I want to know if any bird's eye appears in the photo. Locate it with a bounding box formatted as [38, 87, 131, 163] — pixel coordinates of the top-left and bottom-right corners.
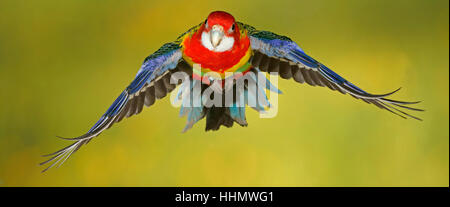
[228, 23, 235, 33]
[204, 19, 208, 27]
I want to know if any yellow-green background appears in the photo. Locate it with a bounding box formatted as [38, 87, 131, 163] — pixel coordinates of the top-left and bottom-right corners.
[0, 0, 448, 186]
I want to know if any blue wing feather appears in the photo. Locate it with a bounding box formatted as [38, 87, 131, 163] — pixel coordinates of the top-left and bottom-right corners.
[41, 42, 183, 172]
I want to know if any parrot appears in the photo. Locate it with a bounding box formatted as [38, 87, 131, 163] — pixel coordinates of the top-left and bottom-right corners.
[40, 11, 423, 172]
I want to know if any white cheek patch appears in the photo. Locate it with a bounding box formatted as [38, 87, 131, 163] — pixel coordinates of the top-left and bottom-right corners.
[201, 31, 235, 52]
[201, 32, 214, 51]
[215, 36, 234, 52]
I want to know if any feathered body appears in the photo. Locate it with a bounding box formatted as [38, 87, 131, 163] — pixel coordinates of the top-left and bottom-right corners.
[41, 11, 423, 172]
[178, 12, 263, 131]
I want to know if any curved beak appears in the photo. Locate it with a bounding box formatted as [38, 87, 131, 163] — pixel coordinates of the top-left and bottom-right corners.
[210, 25, 224, 48]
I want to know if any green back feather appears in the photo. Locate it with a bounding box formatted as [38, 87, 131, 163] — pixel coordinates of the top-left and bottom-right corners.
[237, 22, 292, 41]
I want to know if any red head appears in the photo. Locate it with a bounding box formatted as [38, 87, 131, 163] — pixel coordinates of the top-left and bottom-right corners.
[200, 11, 239, 52]
[204, 11, 236, 34]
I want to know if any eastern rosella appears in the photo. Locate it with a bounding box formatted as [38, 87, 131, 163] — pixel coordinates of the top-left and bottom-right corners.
[41, 11, 422, 172]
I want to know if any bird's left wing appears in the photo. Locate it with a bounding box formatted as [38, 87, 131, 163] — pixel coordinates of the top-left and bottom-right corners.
[239, 22, 423, 120]
[40, 41, 193, 172]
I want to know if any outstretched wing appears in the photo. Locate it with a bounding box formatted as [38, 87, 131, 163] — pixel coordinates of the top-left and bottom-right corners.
[240, 22, 423, 120]
[40, 41, 192, 172]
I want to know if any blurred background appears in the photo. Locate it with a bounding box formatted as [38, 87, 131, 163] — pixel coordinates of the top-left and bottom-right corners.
[0, 0, 448, 186]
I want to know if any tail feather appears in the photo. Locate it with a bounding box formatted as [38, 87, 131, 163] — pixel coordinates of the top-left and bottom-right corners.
[205, 107, 247, 131]
[178, 70, 279, 132]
